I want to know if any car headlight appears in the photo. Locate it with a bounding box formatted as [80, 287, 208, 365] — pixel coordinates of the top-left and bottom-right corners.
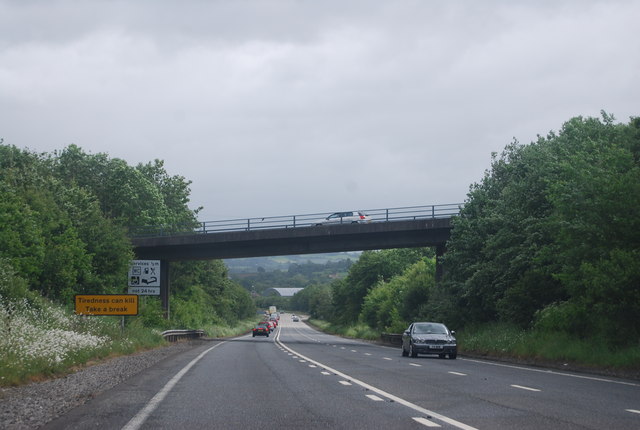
[412, 338, 425, 344]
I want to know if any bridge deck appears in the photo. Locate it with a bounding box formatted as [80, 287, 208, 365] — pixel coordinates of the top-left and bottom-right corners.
[131, 218, 453, 261]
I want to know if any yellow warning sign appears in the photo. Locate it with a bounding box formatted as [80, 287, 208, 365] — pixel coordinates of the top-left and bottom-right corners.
[75, 295, 139, 316]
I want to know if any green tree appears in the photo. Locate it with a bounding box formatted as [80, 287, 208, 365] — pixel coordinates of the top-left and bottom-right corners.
[441, 113, 640, 346]
[0, 185, 45, 283]
[291, 283, 333, 319]
[359, 257, 436, 332]
[332, 248, 431, 324]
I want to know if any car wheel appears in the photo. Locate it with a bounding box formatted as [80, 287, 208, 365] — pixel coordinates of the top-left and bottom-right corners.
[402, 346, 408, 357]
[439, 353, 446, 359]
[449, 353, 457, 359]
[410, 343, 418, 358]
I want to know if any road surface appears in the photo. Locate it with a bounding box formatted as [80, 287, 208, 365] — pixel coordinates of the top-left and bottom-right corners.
[43, 315, 640, 429]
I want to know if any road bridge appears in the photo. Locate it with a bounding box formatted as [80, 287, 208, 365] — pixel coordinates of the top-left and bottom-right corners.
[131, 217, 454, 261]
[128, 204, 461, 316]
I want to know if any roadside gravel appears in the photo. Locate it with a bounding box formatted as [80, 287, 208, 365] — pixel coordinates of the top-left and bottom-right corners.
[0, 341, 199, 430]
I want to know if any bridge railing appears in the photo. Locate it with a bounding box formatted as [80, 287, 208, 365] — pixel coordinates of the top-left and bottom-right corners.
[129, 203, 463, 237]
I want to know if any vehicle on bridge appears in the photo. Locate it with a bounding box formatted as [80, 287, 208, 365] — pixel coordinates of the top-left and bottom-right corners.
[401, 322, 457, 359]
[314, 211, 371, 226]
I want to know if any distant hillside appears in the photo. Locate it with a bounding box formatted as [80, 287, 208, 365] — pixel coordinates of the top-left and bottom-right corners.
[224, 252, 361, 274]
[226, 252, 361, 295]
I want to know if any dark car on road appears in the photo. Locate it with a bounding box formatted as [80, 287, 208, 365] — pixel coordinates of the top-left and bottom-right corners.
[401, 322, 457, 359]
[252, 323, 270, 337]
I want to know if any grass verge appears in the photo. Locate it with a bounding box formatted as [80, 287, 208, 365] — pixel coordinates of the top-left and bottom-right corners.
[0, 298, 166, 387]
[0, 304, 266, 387]
[457, 322, 640, 373]
[306, 318, 640, 377]
[203, 316, 263, 338]
[307, 319, 380, 341]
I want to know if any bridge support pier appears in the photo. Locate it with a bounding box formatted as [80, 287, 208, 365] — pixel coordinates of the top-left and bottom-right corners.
[160, 260, 170, 319]
[435, 244, 446, 282]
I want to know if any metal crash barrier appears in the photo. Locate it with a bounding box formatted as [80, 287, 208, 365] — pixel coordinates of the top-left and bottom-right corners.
[162, 329, 205, 342]
[380, 333, 403, 346]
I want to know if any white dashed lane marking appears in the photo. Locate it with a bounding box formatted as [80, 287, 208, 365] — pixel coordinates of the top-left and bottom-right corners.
[413, 417, 442, 427]
[276, 323, 478, 430]
[511, 384, 541, 392]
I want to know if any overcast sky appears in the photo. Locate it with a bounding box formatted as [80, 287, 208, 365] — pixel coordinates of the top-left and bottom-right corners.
[1, 0, 638, 221]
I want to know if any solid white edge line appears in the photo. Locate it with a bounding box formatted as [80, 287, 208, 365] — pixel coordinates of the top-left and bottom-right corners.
[275, 330, 477, 430]
[413, 416, 442, 427]
[121, 341, 226, 430]
[462, 358, 639, 387]
[625, 409, 640, 414]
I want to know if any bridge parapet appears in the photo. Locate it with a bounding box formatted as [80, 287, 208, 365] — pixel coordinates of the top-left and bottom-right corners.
[132, 217, 456, 261]
[129, 203, 463, 238]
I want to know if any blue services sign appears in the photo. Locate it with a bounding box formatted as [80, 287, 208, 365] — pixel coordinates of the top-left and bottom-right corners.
[128, 260, 160, 295]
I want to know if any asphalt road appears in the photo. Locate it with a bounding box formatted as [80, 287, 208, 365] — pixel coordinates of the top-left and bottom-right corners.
[43, 315, 640, 429]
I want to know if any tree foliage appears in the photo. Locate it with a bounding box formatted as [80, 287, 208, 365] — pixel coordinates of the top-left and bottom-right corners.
[309, 113, 639, 348]
[435, 113, 640, 344]
[0, 142, 252, 327]
[290, 283, 333, 320]
[331, 248, 433, 325]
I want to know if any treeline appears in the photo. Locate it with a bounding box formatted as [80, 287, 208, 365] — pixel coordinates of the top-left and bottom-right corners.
[0, 143, 254, 328]
[439, 113, 640, 345]
[294, 113, 640, 347]
[292, 248, 437, 332]
[232, 259, 354, 295]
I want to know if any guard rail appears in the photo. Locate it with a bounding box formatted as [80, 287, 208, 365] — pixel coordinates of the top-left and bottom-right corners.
[162, 329, 205, 342]
[380, 333, 403, 347]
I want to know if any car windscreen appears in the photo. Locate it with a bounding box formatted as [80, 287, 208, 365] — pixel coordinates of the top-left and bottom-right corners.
[413, 323, 447, 334]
